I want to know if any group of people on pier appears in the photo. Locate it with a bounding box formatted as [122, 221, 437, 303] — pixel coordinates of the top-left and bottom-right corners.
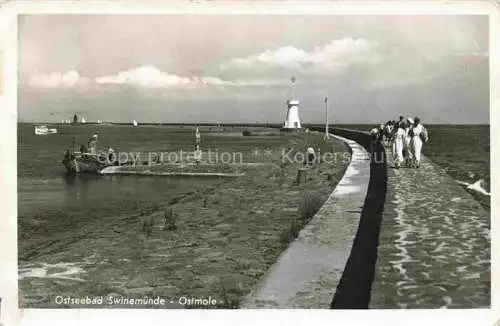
[371, 116, 429, 168]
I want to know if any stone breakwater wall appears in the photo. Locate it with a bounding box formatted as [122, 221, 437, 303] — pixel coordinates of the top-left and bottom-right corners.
[328, 128, 388, 308]
[370, 142, 490, 308]
[241, 129, 385, 308]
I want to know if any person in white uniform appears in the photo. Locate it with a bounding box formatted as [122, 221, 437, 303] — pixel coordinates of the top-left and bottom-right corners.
[385, 120, 397, 158]
[306, 146, 316, 165]
[409, 117, 428, 168]
[393, 122, 407, 168]
[382, 121, 394, 144]
[403, 120, 413, 167]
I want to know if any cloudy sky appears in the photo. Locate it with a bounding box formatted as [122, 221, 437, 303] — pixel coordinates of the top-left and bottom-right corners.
[18, 14, 489, 123]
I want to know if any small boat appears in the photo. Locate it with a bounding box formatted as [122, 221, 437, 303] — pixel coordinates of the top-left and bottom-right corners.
[133, 120, 138, 127]
[34, 125, 58, 135]
[62, 151, 115, 174]
[97, 120, 102, 124]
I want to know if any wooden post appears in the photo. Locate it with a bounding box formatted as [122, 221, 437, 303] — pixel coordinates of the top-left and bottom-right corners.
[296, 168, 308, 185]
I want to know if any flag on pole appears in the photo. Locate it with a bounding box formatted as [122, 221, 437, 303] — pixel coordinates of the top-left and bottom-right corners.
[324, 96, 328, 103]
[290, 76, 296, 84]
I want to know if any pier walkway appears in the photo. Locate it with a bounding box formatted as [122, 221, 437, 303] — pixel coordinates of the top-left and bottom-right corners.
[370, 148, 490, 308]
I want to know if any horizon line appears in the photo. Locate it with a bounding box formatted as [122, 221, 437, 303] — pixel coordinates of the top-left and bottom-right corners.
[16, 121, 491, 126]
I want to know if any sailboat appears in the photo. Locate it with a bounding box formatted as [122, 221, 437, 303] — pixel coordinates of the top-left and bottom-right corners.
[81, 117, 86, 124]
[133, 120, 138, 127]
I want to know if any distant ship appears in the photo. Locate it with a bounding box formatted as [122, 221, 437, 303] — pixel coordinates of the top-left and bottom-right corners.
[97, 120, 102, 124]
[34, 125, 58, 135]
[71, 114, 88, 125]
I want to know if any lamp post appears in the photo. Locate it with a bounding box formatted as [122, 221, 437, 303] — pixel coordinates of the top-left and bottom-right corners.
[324, 96, 330, 139]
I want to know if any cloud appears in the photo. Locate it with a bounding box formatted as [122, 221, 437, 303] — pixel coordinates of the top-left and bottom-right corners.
[94, 66, 291, 88]
[221, 38, 378, 74]
[94, 66, 237, 89]
[26, 66, 239, 89]
[28, 70, 90, 88]
[27, 65, 291, 90]
[95, 66, 190, 88]
[25, 38, 380, 90]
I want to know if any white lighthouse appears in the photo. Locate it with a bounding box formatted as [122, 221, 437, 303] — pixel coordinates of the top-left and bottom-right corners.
[283, 100, 302, 129]
[281, 76, 302, 131]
